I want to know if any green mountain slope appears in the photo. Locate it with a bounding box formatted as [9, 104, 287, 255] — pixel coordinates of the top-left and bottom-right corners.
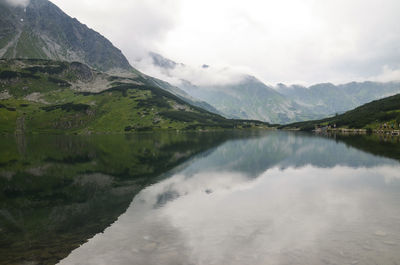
[0, 59, 269, 134]
[281, 94, 400, 131]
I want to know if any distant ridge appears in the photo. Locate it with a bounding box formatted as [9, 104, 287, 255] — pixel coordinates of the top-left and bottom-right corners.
[146, 53, 400, 124]
[276, 81, 400, 118]
[280, 93, 400, 131]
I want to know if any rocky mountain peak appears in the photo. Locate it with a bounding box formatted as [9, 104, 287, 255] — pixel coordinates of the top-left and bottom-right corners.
[0, 0, 134, 72]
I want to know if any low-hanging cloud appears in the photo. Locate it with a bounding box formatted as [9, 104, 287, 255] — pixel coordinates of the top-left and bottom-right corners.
[170, 65, 247, 87]
[369, 65, 400, 83]
[134, 54, 249, 87]
[2, 0, 30, 7]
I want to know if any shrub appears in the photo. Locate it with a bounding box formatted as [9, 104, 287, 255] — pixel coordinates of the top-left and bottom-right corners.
[41, 103, 90, 112]
[0, 70, 40, 80]
[24, 64, 67, 75]
[48, 77, 71, 87]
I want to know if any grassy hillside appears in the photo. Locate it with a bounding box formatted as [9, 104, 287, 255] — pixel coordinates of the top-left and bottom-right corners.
[0, 59, 269, 134]
[280, 94, 400, 131]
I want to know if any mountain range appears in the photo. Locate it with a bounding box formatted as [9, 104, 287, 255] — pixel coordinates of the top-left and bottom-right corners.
[1, 0, 399, 128]
[144, 52, 400, 124]
[276, 82, 400, 118]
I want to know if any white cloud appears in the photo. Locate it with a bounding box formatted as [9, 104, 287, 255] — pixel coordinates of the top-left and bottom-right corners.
[59, 165, 400, 265]
[369, 65, 400, 83]
[51, 0, 181, 61]
[50, 0, 400, 85]
[169, 65, 247, 87]
[135, 55, 249, 87]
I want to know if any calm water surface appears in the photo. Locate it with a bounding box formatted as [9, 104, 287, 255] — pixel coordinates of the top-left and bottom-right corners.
[60, 132, 400, 265]
[1, 131, 400, 265]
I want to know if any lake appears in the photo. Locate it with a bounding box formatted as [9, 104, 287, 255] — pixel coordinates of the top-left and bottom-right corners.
[1, 131, 400, 265]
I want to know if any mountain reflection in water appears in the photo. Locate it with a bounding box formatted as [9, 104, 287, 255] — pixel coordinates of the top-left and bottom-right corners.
[0, 132, 238, 265]
[58, 132, 400, 265]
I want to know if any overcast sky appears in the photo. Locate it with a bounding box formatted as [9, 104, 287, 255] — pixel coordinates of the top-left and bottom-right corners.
[49, 0, 400, 85]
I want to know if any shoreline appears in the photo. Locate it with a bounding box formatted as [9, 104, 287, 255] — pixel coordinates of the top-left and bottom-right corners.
[284, 127, 400, 136]
[315, 128, 400, 136]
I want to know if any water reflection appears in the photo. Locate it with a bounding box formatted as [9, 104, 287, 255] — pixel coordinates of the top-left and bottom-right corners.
[0, 132, 237, 265]
[59, 132, 400, 265]
[179, 132, 398, 178]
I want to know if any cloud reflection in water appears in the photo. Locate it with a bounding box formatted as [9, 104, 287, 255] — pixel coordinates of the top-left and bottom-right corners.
[59, 164, 400, 265]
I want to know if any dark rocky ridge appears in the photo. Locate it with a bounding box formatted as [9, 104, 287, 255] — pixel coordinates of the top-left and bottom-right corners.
[0, 0, 132, 72]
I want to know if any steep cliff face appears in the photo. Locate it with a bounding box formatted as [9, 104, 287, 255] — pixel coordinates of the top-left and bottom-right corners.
[0, 0, 132, 72]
